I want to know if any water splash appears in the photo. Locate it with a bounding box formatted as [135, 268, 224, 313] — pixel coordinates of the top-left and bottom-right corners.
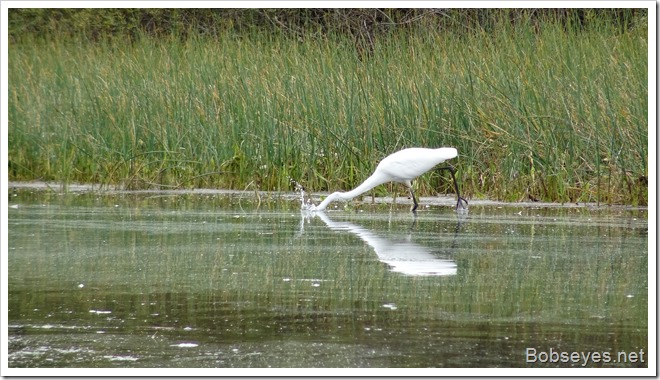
[289, 178, 317, 211]
[457, 206, 469, 216]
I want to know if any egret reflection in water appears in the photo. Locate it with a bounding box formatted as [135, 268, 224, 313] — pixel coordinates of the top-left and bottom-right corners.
[7, 190, 649, 369]
[308, 212, 460, 276]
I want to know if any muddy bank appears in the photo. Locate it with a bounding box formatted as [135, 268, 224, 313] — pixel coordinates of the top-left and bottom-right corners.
[8, 181, 645, 210]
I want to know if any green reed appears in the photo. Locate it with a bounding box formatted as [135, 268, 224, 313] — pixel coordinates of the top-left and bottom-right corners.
[8, 18, 647, 204]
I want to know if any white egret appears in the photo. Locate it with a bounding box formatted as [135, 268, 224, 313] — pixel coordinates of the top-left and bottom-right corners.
[312, 147, 468, 212]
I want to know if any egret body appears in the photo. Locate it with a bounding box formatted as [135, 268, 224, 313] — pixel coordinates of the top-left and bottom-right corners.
[313, 147, 467, 212]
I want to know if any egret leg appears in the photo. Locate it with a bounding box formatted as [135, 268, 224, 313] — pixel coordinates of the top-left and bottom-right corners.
[438, 165, 468, 210]
[408, 187, 419, 212]
[404, 180, 418, 212]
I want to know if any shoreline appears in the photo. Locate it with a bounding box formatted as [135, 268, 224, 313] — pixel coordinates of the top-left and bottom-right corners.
[8, 181, 647, 210]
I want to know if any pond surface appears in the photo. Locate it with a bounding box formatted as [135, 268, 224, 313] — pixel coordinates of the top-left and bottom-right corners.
[7, 190, 649, 370]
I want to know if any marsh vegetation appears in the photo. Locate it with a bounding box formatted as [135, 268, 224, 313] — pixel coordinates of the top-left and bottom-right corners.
[8, 9, 648, 204]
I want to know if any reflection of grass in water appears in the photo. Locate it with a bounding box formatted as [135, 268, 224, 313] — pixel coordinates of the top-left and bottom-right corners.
[8, 196, 647, 366]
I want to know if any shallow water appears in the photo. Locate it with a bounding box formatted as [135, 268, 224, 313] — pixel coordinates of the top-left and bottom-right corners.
[7, 190, 648, 368]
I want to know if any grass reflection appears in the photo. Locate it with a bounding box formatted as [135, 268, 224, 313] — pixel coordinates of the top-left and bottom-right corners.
[8, 192, 647, 367]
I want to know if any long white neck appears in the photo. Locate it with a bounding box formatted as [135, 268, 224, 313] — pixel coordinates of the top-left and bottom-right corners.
[314, 172, 388, 211]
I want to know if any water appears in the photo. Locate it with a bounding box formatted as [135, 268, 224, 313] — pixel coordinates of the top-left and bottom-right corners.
[7, 189, 648, 369]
